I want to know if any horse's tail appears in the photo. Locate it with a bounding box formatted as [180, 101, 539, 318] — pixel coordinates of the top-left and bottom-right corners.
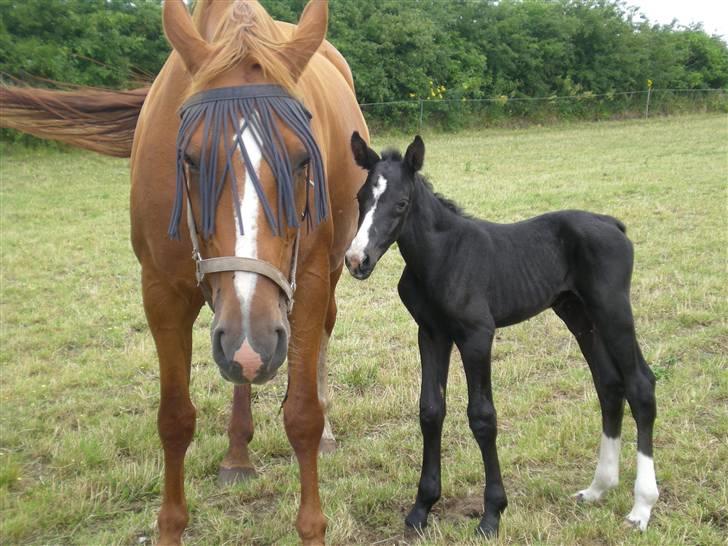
[0, 85, 149, 158]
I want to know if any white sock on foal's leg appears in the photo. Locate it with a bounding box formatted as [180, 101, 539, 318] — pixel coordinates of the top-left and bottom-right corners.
[626, 451, 658, 531]
[575, 433, 621, 502]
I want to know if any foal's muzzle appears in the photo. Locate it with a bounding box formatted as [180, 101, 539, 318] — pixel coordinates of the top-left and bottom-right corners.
[345, 251, 374, 280]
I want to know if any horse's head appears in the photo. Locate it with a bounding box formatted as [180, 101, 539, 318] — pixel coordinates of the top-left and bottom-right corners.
[163, 0, 328, 384]
[345, 133, 425, 280]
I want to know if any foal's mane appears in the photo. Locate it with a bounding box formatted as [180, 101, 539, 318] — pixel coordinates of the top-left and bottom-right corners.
[418, 174, 469, 218]
[381, 148, 468, 218]
[190, 0, 297, 97]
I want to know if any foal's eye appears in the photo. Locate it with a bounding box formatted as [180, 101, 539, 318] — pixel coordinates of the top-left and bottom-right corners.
[396, 200, 408, 211]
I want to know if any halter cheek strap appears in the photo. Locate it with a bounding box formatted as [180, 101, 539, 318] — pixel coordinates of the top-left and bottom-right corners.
[185, 191, 300, 314]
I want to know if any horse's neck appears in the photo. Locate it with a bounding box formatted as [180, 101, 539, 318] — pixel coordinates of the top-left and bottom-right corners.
[397, 180, 455, 275]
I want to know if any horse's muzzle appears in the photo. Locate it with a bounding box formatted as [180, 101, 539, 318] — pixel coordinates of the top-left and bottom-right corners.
[212, 326, 288, 385]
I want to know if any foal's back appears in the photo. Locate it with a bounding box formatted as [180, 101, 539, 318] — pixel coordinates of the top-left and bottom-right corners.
[456, 210, 631, 327]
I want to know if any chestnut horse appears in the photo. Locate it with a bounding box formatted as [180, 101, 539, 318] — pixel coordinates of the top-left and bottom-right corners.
[1, 1, 367, 544]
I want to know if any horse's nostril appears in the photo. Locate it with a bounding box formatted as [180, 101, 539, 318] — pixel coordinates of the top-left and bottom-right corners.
[361, 254, 370, 268]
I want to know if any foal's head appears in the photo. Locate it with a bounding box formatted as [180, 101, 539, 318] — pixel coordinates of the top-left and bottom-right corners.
[345, 132, 424, 279]
[163, 0, 328, 384]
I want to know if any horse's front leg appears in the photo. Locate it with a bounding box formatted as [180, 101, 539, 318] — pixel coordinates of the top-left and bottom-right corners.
[405, 325, 453, 532]
[218, 384, 257, 484]
[285, 263, 330, 545]
[143, 272, 203, 546]
[458, 324, 507, 538]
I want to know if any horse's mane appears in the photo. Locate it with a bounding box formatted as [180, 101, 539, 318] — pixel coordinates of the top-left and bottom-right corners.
[190, 0, 297, 97]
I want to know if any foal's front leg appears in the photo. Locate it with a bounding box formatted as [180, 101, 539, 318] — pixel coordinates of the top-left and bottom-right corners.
[405, 326, 453, 532]
[458, 326, 507, 538]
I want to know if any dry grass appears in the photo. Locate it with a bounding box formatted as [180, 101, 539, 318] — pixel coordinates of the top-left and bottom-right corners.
[1, 114, 726, 545]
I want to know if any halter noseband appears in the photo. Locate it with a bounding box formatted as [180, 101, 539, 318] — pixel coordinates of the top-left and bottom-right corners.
[170, 84, 327, 313]
[185, 190, 300, 313]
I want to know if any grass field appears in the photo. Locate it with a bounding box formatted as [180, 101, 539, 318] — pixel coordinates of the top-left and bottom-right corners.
[1, 114, 726, 545]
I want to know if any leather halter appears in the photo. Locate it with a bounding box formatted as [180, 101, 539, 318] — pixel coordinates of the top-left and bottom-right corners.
[185, 189, 300, 314]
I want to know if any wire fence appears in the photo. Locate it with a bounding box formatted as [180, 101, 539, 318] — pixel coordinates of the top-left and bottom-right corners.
[358, 88, 728, 132]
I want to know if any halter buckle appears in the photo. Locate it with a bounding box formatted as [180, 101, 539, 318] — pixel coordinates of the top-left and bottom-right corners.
[192, 250, 205, 285]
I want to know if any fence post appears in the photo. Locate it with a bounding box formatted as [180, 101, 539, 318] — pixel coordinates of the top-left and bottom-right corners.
[645, 79, 653, 119]
[418, 99, 424, 133]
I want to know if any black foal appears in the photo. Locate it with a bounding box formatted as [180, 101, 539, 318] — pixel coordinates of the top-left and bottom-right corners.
[345, 133, 658, 537]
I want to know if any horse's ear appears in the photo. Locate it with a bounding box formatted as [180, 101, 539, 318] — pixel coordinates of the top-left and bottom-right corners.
[351, 131, 380, 171]
[163, 0, 213, 75]
[279, 0, 329, 81]
[404, 135, 425, 173]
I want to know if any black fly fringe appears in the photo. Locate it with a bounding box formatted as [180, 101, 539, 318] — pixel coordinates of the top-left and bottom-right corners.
[168, 85, 327, 239]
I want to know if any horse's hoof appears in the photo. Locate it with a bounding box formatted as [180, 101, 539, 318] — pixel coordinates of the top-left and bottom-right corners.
[319, 437, 337, 454]
[217, 465, 257, 485]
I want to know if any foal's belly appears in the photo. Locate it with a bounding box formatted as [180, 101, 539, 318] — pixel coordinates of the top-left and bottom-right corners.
[487, 274, 566, 328]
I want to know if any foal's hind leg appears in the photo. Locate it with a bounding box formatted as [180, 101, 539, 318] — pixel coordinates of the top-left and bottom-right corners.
[553, 294, 624, 502]
[584, 294, 658, 530]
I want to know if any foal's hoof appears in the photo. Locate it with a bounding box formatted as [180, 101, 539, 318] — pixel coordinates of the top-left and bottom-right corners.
[404, 508, 428, 537]
[319, 436, 337, 454]
[624, 511, 650, 532]
[217, 465, 257, 485]
[475, 515, 499, 539]
[573, 488, 602, 503]
[404, 522, 426, 539]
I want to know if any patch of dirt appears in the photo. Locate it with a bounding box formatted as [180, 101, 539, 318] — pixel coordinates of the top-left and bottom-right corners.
[438, 494, 483, 520]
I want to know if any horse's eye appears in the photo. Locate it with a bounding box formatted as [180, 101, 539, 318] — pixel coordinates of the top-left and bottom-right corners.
[396, 200, 408, 211]
[184, 154, 199, 171]
[294, 155, 310, 173]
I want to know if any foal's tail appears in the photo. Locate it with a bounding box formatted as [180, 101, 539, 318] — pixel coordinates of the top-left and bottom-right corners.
[611, 216, 627, 234]
[600, 214, 627, 234]
[0, 85, 149, 158]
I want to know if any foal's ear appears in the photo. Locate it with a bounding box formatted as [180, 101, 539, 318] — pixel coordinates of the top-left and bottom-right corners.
[351, 131, 380, 171]
[404, 135, 425, 173]
[279, 0, 329, 82]
[162, 0, 213, 75]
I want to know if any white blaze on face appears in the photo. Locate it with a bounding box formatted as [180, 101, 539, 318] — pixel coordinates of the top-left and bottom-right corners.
[575, 434, 620, 502]
[626, 452, 659, 531]
[233, 121, 263, 331]
[346, 175, 388, 262]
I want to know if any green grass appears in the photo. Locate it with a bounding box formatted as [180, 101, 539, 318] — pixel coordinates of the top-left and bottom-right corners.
[1, 114, 726, 545]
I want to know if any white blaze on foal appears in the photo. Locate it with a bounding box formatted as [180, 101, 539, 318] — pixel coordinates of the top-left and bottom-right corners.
[233, 122, 263, 332]
[347, 174, 388, 262]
